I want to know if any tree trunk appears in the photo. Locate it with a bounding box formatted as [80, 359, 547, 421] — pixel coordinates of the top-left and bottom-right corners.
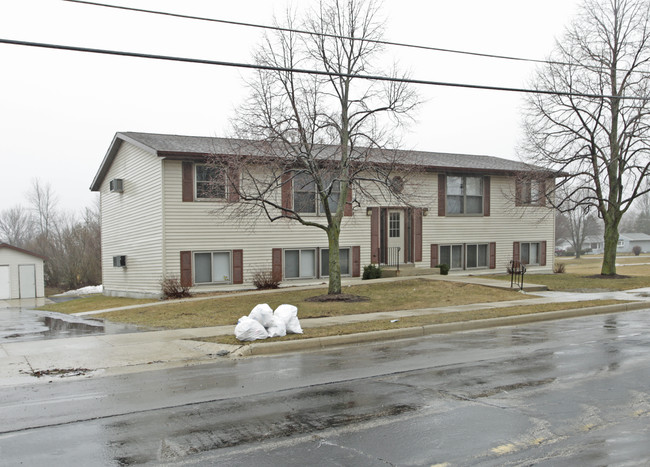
[601, 222, 619, 275]
[327, 225, 342, 295]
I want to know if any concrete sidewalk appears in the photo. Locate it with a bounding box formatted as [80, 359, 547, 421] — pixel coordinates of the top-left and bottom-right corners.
[2, 275, 650, 387]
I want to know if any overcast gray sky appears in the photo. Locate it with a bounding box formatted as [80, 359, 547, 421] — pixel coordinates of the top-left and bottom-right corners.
[0, 0, 581, 215]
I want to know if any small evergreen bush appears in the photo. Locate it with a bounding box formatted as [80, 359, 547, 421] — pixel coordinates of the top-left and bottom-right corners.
[436, 263, 450, 275]
[633, 245, 642, 256]
[362, 264, 382, 280]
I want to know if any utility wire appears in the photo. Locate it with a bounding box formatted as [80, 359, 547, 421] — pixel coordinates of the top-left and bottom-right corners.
[63, 0, 563, 67]
[63, 0, 650, 78]
[0, 37, 641, 100]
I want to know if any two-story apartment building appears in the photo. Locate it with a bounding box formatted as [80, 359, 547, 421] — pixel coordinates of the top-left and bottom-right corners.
[91, 132, 555, 298]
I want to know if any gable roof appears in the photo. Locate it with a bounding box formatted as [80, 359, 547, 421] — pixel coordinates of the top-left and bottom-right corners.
[621, 232, 650, 241]
[0, 243, 47, 260]
[91, 131, 551, 192]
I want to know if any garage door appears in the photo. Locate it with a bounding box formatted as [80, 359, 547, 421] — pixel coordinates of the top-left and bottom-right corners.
[19, 264, 36, 299]
[0, 266, 9, 299]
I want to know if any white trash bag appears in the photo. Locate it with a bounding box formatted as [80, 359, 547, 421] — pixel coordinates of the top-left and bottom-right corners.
[234, 315, 269, 342]
[274, 304, 303, 334]
[248, 303, 274, 328]
[266, 315, 287, 338]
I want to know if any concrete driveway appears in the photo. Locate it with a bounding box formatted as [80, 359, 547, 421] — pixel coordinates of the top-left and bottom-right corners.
[0, 298, 141, 343]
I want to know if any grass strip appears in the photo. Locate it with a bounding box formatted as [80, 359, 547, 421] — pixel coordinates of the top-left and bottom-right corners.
[200, 299, 627, 345]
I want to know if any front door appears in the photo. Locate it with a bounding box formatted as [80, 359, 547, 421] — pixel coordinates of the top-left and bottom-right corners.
[387, 209, 404, 264]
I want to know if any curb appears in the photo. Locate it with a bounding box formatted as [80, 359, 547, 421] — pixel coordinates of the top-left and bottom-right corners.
[231, 301, 649, 357]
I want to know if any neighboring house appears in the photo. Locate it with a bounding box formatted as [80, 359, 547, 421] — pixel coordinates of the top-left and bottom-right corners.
[617, 233, 650, 253]
[91, 132, 556, 298]
[0, 243, 46, 300]
[556, 235, 600, 254]
[582, 233, 650, 254]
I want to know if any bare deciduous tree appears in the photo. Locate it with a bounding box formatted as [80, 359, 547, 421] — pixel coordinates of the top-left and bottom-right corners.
[0, 205, 32, 247]
[523, 0, 650, 275]
[28, 178, 58, 240]
[211, 0, 418, 295]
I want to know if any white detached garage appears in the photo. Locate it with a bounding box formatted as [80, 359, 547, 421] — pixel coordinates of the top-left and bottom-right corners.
[0, 244, 46, 300]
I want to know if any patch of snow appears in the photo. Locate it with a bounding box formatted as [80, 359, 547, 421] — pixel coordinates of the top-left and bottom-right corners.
[55, 285, 103, 296]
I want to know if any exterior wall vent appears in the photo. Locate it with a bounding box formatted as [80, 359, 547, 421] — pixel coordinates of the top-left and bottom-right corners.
[112, 255, 127, 268]
[109, 178, 124, 193]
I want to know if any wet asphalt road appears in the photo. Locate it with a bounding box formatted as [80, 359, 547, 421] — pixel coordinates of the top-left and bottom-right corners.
[0, 310, 649, 466]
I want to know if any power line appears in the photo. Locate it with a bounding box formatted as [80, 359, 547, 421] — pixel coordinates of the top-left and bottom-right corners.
[63, 0, 562, 68]
[2, 37, 638, 100]
[0, 37, 641, 100]
[64, 0, 650, 79]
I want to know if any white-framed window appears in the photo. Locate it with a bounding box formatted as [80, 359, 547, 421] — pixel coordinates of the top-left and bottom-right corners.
[195, 165, 226, 200]
[293, 172, 340, 215]
[447, 175, 483, 215]
[320, 248, 351, 277]
[520, 242, 541, 265]
[285, 249, 317, 279]
[466, 244, 489, 269]
[439, 244, 464, 270]
[194, 251, 231, 283]
[617, 240, 625, 247]
[389, 212, 400, 238]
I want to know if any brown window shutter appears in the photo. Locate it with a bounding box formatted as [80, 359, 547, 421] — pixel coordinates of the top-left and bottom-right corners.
[513, 242, 520, 263]
[232, 249, 243, 284]
[540, 241, 547, 266]
[344, 185, 353, 216]
[228, 167, 240, 203]
[352, 246, 361, 277]
[515, 179, 522, 206]
[180, 251, 192, 287]
[413, 208, 423, 262]
[272, 248, 283, 282]
[182, 162, 194, 202]
[438, 174, 446, 216]
[483, 176, 491, 216]
[281, 172, 293, 215]
[540, 179, 547, 206]
[370, 207, 380, 264]
[489, 242, 496, 269]
[430, 244, 439, 268]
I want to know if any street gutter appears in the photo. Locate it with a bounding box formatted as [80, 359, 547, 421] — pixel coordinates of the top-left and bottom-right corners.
[231, 301, 650, 357]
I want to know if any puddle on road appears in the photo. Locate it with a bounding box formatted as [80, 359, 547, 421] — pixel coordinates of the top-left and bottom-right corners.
[0, 309, 142, 342]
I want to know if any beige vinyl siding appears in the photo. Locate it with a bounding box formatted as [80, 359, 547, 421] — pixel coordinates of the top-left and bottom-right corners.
[424, 175, 554, 272]
[162, 160, 369, 292]
[162, 163, 555, 292]
[101, 143, 164, 297]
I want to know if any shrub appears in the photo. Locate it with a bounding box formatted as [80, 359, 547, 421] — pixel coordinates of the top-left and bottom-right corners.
[633, 245, 642, 256]
[160, 276, 191, 300]
[252, 269, 280, 289]
[362, 264, 382, 280]
[436, 263, 450, 275]
[553, 262, 566, 274]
